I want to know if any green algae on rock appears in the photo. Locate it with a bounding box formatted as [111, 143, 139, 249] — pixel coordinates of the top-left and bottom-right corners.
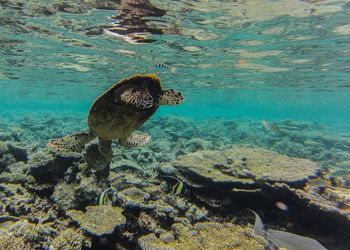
[67, 205, 126, 236]
[138, 222, 267, 250]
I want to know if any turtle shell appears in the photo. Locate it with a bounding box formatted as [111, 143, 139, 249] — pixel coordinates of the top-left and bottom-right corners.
[88, 73, 162, 140]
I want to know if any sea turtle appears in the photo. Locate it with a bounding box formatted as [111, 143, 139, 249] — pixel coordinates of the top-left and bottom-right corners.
[48, 73, 184, 168]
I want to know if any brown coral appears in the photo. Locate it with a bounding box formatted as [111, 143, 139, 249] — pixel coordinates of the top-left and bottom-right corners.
[50, 228, 91, 250]
[174, 147, 318, 187]
[138, 222, 267, 250]
[67, 205, 126, 236]
[0, 231, 32, 250]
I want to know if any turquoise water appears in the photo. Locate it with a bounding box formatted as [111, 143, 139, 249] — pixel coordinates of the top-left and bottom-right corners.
[1, 0, 350, 130]
[1, 1, 350, 249]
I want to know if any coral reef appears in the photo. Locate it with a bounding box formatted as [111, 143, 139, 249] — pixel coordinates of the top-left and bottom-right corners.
[139, 222, 267, 250]
[67, 205, 126, 236]
[26, 151, 82, 183]
[1, 114, 350, 249]
[173, 147, 318, 189]
[50, 228, 91, 250]
[0, 231, 31, 250]
[168, 148, 350, 249]
[0, 140, 27, 173]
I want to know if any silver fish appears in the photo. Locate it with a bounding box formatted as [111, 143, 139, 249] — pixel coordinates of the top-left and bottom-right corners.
[262, 120, 282, 134]
[248, 209, 327, 250]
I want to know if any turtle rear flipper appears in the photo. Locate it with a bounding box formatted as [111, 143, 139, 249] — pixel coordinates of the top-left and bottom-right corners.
[119, 132, 151, 147]
[48, 131, 96, 152]
[120, 88, 153, 109]
[159, 89, 184, 105]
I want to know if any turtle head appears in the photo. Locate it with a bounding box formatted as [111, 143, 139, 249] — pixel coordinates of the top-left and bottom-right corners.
[159, 89, 184, 105]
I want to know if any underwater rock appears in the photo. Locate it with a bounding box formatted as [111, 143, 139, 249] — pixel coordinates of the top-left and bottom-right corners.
[6, 142, 27, 162]
[184, 138, 212, 153]
[0, 132, 13, 141]
[26, 151, 82, 182]
[117, 187, 155, 211]
[266, 182, 346, 216]
[7, 161, 26, 174]
[174, 147, 318, 189]
[158, 162, 176, 175]
[138, 222, 267, 250]
[67, 205, 126, 237]
[52, 175, 102, 211]
[0, 141, 9, 157]
[110, 159, 142, 172]
[137, 212, 159, 234]
[321, 186, 350, 217]
[0, 141, 27, 173]
[184, 205, 208, 223]
[52, 1, 90, 14]
[50, 228, 91, 250]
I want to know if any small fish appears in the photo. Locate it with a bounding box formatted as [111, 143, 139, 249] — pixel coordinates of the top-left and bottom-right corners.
[330, 169, 350, 177]
[154, 63, 170, 69]
[181, 8, 192, 13]
[306, 178, 329, 194]
[152, 39, 168, 45]
[262, 119, 282, 134]
[98, 187, 117, 206]
[248, 209, 327, 250]
[307, 178, 328, 188]
[164, 176, 185, 195]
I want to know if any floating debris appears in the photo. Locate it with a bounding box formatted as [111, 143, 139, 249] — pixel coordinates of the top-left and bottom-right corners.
[275, 201, 288, 211]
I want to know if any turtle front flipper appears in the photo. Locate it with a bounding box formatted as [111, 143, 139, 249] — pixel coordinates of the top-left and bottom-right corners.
[120, 88, 154, 109]
[48, 131, 96, 152]
[159, 89, 184, 105]
[119, 131, 151, 147]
